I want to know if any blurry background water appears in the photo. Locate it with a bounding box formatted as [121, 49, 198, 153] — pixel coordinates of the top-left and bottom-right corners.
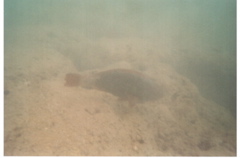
[5, 0, 236, 116]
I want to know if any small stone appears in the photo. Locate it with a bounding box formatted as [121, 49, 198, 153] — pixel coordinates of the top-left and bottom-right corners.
[133, 145, 138, 151]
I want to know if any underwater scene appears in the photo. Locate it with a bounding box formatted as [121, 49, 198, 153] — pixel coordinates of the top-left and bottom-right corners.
[4, 0, 236, 156]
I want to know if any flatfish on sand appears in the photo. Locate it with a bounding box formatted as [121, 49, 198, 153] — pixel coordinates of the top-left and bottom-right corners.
[65, 69, 163, 104]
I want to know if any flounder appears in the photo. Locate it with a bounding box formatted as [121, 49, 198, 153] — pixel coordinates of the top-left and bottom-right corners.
[65, 69, 163, 104]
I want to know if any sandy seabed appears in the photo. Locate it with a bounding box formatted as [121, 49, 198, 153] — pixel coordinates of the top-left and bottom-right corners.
[4, 27, 236, 156]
